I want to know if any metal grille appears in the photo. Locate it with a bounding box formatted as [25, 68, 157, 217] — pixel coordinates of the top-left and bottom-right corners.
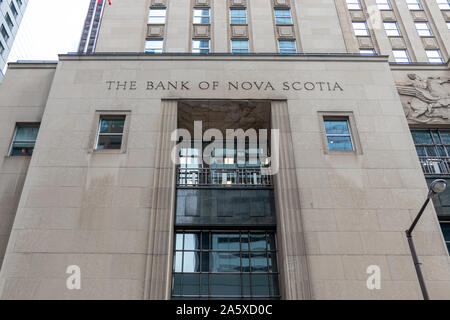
[177, 167, 273, 187]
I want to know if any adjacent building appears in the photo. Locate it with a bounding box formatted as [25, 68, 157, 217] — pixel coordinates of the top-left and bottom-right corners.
[0, 0, 449, 299]
[0, 0, 27, 80]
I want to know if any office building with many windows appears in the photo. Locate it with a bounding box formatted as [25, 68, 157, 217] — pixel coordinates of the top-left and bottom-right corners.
[0, 0, 450, 300]
[0, 0, 27, 80]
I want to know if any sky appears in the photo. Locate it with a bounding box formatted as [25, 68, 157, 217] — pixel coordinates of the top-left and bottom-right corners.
[7, 0, 91, 64]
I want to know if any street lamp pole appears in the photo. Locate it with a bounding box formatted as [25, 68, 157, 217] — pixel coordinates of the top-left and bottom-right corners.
[406, 179, 447, 301]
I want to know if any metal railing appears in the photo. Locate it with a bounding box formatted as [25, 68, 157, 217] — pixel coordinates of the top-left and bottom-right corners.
[177, 167, 273, 187]
[419, 157, 450, 175]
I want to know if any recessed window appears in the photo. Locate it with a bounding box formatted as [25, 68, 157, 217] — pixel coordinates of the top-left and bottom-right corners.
[148, 8, 166, 24]
[1, 24, 9, 42]
[392, 49, 410, 63]
[376, 0, 391, 10]
[10, 2, 18, 18]
[96, 116, 126, 150]
[426, 49, 444, 63]
[411, 129, 450, 174]
[0, 41, 4, 55]
[9, 124, 40, 156]
[5, 13, 14, 30]
[192, 39, 210, 53]
[145, 40, 163, 53]
[447, 22, 450, 30]
[346, 0, 361, 10]
[172, 230, 280, 300]
[324, 119, 354, 151]
[352, 22, 369, 36]
[360, 49, 376, 55]
[406, 0, 422, 10]
[231, 40, 249, 53]
[274, 9, 292, 24]
[415, 22, 432, 36]
[17, 0, 23, 8]
[437, 0, 450, 10]
[278, 40, 297, 54]
[384, 22, 400, 36]
[193, 8, 210, 24]
[230, 9, 247, 24]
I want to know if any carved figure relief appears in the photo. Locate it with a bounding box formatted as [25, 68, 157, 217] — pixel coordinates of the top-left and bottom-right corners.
[397, 73, 450, 124]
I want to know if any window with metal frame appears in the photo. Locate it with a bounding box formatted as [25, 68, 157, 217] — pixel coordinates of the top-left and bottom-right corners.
[193, 8, 211, 24]
[148, 8, 166, 24]
[415, 22, 432, 36]
[274, 9, 292, 25]
[360, 49, 376, 55]
[437, 0, 450, 10]
[96, 116, 126, 150]
[324, 118, 354, 151]
[426, 50, 444, 63]
[346, 0, 361, 10]
[10, 2, 18, 18]
[5, 13, 14, 30]
[192, 39, 210, 53]
[230, 9, 247, 24]
[376, 0, 391, 9]
[231, 40, 249, 53]
[145, 40, 164, 53]
[9, 124, 40, 156]
[1, 24, 9, 42]
[392, 49, 410, 63]
[352, 22, 369, 36]
[384, 22, 400, 36]
[411, 129, 450, 174]
[172, 230, 280, 300]
[278, 40, 297, 54]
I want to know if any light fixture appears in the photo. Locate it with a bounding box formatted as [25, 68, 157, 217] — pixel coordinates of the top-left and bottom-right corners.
[429, 179, 447, 196]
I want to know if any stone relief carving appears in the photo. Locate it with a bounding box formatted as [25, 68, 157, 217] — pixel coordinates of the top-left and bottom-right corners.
[397, 73, 450, 124]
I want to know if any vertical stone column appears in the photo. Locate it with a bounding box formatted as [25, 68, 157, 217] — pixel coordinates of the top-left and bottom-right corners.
[165, 0, 191, 53]
[248, 0, 277, 52]
[144, 100, 177, 300]
[271, 101, 311, 300]
[213, 0, 228, 52]
[333, 0, 362, 53]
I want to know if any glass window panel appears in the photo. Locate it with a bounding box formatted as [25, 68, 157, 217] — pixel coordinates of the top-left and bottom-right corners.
[437, 146, 446, 156]
[210, 252, 241, 272]
[251, 252, 268, 272]
[412, 130, 433, 144]
[182, 274, 200, 296]
[212, 233, 240, 251]
[241, 233, 249, 251]
[415, 146, 426, 157]
[241, 252, 250, 272]
[99, 118, 125, 134]
[346, 0, 361, 10]
[176, 233, 183, 251]
[15, 125, 39, 141]
[242, 274, 251, 296]
[145, 40, 163, 54]
[230, 9, 247, 24]
[324, 120, 350, 135]
[183, 252, 200, 272]
[440, 131, 450, 144]
[252, 274, 270, 296]
[393, 50, 410, 63]
[201, 232, 210, 250]
[269, 274, 280, 296]
[174, 252, 183, 272]
[274, 9, 292, 24]
[425, 146, 437, 156]
[267, 234, 276, 251]
[201, 274, 209, 295]
[172, 274, 182, 295]
[352, 22, 368, 36]
[193, 9, 210, 24]
[327, 136, 353, 151]
[97, 135, 123, 150]
[384, 22, 400, 36]
[201, 252, 209, 272]
[268, 252, 278, 273]
[432, 131, 441, 144]
[249, 233, 266, 250]
[184, 233, 200, 250]
[231, 40, 249, 54]
[407, 0, 421, 10]
[437, 0, 450, 10]
[148, 8, 166, 24]
[210, 274, 241, 296]
[376, 0, 391, 10]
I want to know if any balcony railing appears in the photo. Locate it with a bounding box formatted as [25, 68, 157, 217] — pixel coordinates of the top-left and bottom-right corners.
[177, 167, 273, 187]
[419, 157, 450, 175]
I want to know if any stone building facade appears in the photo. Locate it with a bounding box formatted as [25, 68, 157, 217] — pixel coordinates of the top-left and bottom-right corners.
[0, 0, 449, 299]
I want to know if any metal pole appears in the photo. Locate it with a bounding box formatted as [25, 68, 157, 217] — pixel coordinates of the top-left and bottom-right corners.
[405, 230, 430, 300]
